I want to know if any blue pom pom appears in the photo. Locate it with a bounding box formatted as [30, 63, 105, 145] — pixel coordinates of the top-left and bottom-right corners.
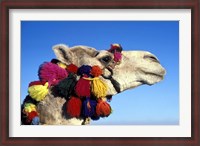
[78, 65, 92, 76]
[31, 116, 40, 125]
[82, 98, 97, 117]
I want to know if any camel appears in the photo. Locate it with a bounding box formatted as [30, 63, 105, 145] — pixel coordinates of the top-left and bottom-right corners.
[22, 44, 166, 125]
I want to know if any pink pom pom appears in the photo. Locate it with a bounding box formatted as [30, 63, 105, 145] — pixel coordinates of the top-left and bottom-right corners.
[75, 75, 90, 97]
[114, 52, 122, 62]
[38, 62, 68, 86]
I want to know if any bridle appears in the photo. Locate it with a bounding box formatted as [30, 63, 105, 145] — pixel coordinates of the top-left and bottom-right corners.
[102, 66, 121, 94]
[102, 44, 123, 94]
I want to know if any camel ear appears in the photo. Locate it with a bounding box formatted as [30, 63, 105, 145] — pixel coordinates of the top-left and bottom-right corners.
[52, 44, 74, 64]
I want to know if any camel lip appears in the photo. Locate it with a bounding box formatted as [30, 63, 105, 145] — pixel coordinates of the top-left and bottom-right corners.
[148, 72, 165, 78]
[136, 72, 165, 86]
[140, 67, 166, 79]
[144, 69, 166, 78]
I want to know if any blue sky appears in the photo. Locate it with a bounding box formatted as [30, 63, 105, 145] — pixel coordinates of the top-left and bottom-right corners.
[21, 21, 179, 125]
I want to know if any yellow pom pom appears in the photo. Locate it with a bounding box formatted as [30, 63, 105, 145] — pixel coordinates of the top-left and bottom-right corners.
[24, 103, 37, 113]
[91, 77, 108, 98]
[28, 82, 49, 101]
[57, 62, 67, 69]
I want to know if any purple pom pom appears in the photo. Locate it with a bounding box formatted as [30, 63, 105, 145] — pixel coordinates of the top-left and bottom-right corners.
[78, 65, 92, 76]
[82, 98, 97, 117]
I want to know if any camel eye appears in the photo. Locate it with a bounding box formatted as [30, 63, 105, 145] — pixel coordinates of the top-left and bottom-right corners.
[100, 56, 112, 64]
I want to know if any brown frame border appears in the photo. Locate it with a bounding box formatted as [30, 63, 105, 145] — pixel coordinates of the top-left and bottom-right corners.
[0, 0, 199, 146]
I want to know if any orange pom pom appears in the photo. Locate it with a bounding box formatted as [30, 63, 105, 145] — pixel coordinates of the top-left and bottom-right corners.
[96, 99, 111, 117]
[91, 65, 102, 77]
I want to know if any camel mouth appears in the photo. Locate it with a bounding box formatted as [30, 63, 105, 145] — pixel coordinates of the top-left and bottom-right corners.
[147, 72, 165, 78]
[144, 71, 166, 85]
[137, 68, 166, 86]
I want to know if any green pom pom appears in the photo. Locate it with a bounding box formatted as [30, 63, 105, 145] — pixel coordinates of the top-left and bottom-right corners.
[54, 73, 77, 99]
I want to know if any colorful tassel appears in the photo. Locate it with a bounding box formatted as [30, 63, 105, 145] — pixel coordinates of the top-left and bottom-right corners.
[85, 66, 107, 98]
[24, 103, 37, 113]
[75, 64, 93, 97]
[67, 64, 78, 74]
[22, 55, 119, 124]
[28, 81, 49, 101]
[38, 62, 68, 86]
[91, 77, 107, 98]
[75, 75, 91, 97]
[54, 73, 77, 99]
[82, 98, 97, 117]
[108, 44, 123, 53]
[96, 99, 112, 117]
[90, 65, 102, 77]
[66, 96, 82, 118]
[77, 65, 92, 76]
[114, 51, 122, 62]
[31, 116, 40, 125]
[108, 44, 123, 63]
[26, 111, 38, 124]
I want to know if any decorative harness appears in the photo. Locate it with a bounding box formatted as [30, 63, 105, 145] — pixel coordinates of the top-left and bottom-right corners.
[21, 44, 123, 125]
[102, 44, 123, 93]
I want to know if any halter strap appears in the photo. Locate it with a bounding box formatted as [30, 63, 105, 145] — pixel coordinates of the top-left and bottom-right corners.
[102, 67, 121, 93]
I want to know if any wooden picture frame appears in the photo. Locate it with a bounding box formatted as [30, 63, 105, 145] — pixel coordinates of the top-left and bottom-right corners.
[0, 0, 199, 145]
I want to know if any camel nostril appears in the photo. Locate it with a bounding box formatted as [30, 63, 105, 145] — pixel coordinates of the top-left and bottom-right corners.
[144, 55, 160, 63]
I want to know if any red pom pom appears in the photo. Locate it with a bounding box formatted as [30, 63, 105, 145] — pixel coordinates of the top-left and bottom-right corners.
[96, 99, 111, 117]
[111, 45, 120, 49]
[75, 75, 90, 97]
[29, 81, 46, 87]
[108, 44, 123, 53]
[90, 65, 102, 77]
[66, 96, 82, 118]
[26, 111, 38, 124]
[67, 64, 78, 74]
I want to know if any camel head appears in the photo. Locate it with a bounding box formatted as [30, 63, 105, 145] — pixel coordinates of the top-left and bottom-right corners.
[22, 44, 166, 125]
[53, 44, 166, 95]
